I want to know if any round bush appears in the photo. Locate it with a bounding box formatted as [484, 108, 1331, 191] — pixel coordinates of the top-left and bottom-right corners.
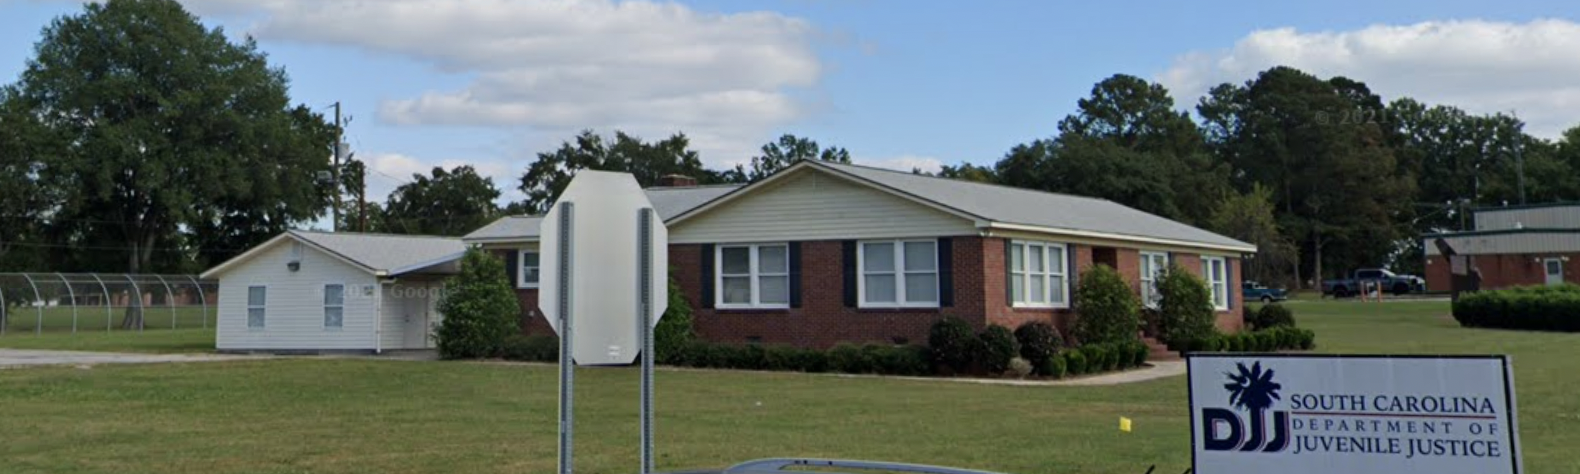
[1251, 304, 1296, 331]
[1046, 355, 1069, 379]
[829, 343, 872, 373]
[1130, 341, 1149, 368]
[1226, 334, 1245, 352]
[434, 249, 521, 359]
[1073, 265, 1142, 345]
[1064, 350, 1088, 376]
[928, 316, 982, 374]
[1014, 322, 1064, 371]
[979, 324, 1020, 374]
[1008, 357, 1034, 378]
[1157, 264, 1217, 345]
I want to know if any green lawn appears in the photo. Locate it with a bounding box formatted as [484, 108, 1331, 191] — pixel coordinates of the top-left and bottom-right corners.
[1, 306, 213, 333]
[0, 300, 1577, 474]
[0, 328, 214, 354]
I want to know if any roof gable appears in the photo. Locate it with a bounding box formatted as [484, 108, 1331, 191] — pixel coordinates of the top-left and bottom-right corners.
[201, 231, 465, 279]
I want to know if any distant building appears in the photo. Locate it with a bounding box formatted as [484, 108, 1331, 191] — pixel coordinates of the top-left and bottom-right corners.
[1425, 203, 1580, 291]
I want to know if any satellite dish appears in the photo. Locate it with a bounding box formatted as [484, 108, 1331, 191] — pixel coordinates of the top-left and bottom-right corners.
[539, 170, 669, 366]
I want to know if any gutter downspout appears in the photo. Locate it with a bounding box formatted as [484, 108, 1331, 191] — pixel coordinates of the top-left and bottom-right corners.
[373, 280, 384, 354]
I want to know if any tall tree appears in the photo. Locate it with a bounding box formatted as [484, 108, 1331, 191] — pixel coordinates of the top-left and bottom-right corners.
[1198, 66, 1415, 285]
[937, 162, 998, 183]
[1208, 185, 1297, 288]
[748, 134, 851, 181]
[518, 130, 724, 213]
[0, 86, 52, 272]
[384, 166, 501, 236]
[4, 0, 334, 326]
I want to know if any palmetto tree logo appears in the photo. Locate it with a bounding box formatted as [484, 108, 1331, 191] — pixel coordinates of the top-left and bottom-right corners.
[1224, 361, 1282, 413]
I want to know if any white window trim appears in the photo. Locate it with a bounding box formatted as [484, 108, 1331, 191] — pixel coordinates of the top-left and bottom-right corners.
[246, 284, 266, 330]
[715, 243, 791, 309]
[517, 249, 540, 289]
[1139, 251, 1169, 309]
[1009, 240, 1070, 309]
[1202, 256, 1229, 311]
[856, 239, 940, 308]
[323, 282, 345, 330]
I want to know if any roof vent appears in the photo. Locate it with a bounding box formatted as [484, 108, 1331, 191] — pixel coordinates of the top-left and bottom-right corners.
[657, 174, 697, 187]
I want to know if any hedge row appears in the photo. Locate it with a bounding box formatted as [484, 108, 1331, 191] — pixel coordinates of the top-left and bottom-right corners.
[1453, 284, 1580, 331]
[1171, 326, 1315, 353]
[1043, 340, 1150, 379]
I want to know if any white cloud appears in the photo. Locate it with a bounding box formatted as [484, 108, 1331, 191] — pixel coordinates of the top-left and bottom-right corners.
[182, 0, 821, 164]
[1159, 19, 1580, 138]
[856, 155, 944, 174]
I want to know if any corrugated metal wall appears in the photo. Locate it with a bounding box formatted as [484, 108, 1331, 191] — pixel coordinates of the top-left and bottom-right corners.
[1425, 232, 1580, 255]
[1475, 205, 1580, 230]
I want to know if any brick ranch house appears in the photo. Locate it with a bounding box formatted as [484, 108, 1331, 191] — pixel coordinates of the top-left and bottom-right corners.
[1425, 202, 1580, 291]
[464, 160, 1255, 348]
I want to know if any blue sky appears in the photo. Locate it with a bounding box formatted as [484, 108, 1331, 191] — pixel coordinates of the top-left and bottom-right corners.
[3, 1, 1577, 205]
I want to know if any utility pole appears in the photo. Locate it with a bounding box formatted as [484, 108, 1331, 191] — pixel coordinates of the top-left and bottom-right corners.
[1513, 109, 1526, 205]
[332, 101, 343, 232]
[359, 163, 368, 232]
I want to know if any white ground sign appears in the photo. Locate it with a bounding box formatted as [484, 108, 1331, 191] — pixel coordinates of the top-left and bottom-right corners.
[1188, 354, 1521, 474]
[540, 170, 668, 366]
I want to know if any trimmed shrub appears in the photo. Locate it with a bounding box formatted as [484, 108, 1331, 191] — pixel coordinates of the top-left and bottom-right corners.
[829, 343, 872, 374]
[1046, 355, 1069, 379]
[1250, 304, 1296, 331]
[794, 347, 830, 373]
[731, 344, 768, 370]
[655, 275, 696, 365]
[979, 325, 1020, 374]
[928, 316, 982, 374]
[500, 334, 559, 362]
[1226, 334, 1246, 352]
[1129, 341, 1149, 368]
[1073, 265, 1142, 345]
[1014, 322, 1063, 372]
[1064, 350, 1088, 376]
[1453, 284, 1580, 331]
[435, 249, 522, 359]
[1008, 357, 1034, 378]
[1157, 264, 1217, 345]
[868, 344, 931, 376]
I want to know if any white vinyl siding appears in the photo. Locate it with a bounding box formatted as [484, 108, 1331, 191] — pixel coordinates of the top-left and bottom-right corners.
[518, 250, 540, 289]
[1202, 256, 1228, 311]
[858, 239, 938, 308]
[215, 240, 381, 351]
[716, 244, 790, 309]
[1139, 251, 1169, 309]
[670, 169, 976, 243]
[1009, 240, 1068, 308]
[323, 284, 344, 329]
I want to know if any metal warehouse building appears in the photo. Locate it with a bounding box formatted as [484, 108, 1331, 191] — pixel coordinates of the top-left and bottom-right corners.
[1425, 203, 1580, 291]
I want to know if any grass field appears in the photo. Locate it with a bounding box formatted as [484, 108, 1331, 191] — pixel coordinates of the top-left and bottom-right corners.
[0, 328, 214, 353]
[0, 300, 1577, 474]
[1, 306, 213, 334]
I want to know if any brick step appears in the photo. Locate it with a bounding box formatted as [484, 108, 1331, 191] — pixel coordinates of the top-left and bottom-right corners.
[1142, 336, 1181, 361]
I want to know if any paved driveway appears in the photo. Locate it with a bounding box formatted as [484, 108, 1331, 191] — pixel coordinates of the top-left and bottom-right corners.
[0, 349, 252, 368]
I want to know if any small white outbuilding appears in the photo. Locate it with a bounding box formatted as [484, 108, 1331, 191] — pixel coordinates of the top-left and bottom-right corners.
[200, 230, 465, 353]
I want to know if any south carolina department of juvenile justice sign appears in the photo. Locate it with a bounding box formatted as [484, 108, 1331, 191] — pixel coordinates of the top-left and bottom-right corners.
[1187, 354, 1522, 474]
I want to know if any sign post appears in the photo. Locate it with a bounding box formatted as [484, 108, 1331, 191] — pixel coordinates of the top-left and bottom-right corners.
[540, 171, 669, 474]
[1187, 354, 1522, 474]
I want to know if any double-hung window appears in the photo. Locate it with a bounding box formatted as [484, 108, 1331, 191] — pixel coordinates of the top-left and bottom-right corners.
[1139, 251, 1169, 308]
[1202, 256, 1228, 310]
[323, 284, 344, 329]
[859, 240, 938, 307]
[518, 250, 540, 289]
[247, 286, 266, 329]
[1009, 241, 1068, 308]
[717, 244, 789, 308]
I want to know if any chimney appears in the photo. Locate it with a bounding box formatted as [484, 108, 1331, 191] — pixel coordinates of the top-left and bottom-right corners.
[658, 174, 698, 187]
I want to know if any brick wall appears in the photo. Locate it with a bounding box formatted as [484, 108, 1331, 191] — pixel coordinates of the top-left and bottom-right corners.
[1425, 253, 1580, 291]
[486, 248, 553, 335]
[1164, 252, 1243, 333]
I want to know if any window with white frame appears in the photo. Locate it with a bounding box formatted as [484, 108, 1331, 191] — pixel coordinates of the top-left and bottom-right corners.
[518, 250, 540, 289]
[717, 244, 789, 308]
[323, 284, 344, 328]
[1139, 251, 1169, 308]
[1202, 257, 1228, 310]
[247, 286, 266, 328]
[1009, 241, 1069, 308]
[859, 240, 938, 307]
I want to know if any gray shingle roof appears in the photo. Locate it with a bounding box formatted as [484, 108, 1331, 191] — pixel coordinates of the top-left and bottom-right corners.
[462, 185, 743, 242]
[290, 230, 466, 274]
[814, 161, 1255, 250]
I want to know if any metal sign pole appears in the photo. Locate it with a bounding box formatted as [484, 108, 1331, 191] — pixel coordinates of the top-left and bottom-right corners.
[557, 202, 576, 474]
[637, 208, 655, 474]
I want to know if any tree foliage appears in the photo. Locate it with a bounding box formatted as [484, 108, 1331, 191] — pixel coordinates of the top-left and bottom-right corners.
[1209, 184, 1297, 288]
[517, 130, 734, 213]
[1072, 265, 1141, 345]
[384, 165, 501, 236]
[748, 134, 850, 181]
[1156, 264, 1216, 345]
[435, 248, 520, 359]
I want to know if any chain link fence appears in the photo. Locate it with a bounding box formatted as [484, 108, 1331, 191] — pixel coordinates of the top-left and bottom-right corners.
[0, 273, 217, 335]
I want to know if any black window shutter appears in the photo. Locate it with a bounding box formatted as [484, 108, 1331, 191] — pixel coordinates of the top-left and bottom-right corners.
[504, 250, 520, 288]
[700, 244, 715, 309]
[937, 238, 954, 307]
[789, 242, 803, 308]
[842, 241, 857, 307]
[1004, 240, 1015, 306]
[1225, 259, 1234, 310]
[1067, 244, 1079, 305]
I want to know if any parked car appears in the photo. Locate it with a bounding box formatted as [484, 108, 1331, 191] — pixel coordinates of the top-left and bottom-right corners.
[1242, 280, 1289, 303]
[1322, 268, 1426, 297]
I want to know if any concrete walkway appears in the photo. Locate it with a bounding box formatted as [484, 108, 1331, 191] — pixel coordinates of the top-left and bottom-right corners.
[0, 349, 253, 369]
[827, 360, 1186, 387]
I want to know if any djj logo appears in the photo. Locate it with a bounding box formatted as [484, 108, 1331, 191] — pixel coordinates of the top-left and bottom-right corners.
[1201, 362, 1290, 453]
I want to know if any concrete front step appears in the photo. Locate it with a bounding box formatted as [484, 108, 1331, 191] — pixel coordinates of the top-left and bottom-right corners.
[1142, 336, 1181, 361]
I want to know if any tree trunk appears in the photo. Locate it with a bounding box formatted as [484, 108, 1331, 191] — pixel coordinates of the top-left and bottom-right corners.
[1312, 235, 1324, 291]
[119, 231, 156, 330]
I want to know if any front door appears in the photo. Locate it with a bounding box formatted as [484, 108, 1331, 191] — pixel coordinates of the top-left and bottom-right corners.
[1545, 258, 1564, 286]
[401, 286, 429, 348]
